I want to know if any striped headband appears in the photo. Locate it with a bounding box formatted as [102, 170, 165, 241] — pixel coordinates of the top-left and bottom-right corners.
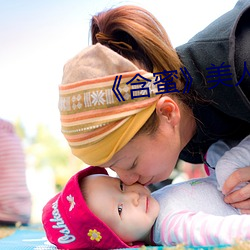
[59, 43, 160, 165]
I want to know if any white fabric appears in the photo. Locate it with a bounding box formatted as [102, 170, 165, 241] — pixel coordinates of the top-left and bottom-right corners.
[152, 135, 250, 246]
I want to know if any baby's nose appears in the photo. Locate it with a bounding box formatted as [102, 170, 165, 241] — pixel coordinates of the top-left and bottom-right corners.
[126, 191, 140, 206]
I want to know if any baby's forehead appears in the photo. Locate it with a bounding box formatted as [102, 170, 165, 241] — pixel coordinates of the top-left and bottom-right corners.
[80, 174, 119, 200]
[82, 174, 120, 186]
[85, 173, 117, 180]
[82, 175, 122, 200]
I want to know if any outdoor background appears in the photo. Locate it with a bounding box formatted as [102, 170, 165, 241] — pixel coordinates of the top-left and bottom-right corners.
[1, 0, 238, 223]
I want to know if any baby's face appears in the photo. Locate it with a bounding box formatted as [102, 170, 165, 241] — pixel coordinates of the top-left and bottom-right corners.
[84, 174, 160, 244]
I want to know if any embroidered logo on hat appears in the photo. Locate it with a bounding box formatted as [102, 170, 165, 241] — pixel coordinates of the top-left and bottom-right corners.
[50, 199, 76, 244]
[88, 229, 102, 242]
[67, 194, 76, 211]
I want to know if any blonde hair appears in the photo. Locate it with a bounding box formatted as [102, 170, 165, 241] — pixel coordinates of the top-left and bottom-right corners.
[90, 5, 187, 136]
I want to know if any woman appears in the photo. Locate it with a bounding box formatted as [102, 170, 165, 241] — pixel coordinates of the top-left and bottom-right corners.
[59, 1, 250, 211]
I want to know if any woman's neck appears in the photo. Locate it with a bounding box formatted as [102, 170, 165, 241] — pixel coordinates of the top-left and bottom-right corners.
[179, 104, 197, 149]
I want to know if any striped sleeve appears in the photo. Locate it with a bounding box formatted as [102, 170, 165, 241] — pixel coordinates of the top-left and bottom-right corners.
[160, 210, 250, 246]
[0, 119, 31, 224]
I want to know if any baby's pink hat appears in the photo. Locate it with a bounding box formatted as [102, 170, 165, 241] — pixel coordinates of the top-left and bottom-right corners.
[42, 166, 142, 249]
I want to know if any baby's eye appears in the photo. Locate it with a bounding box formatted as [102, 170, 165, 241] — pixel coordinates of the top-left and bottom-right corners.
[120, 180, 124, 191]
[118, 204, 123, 216]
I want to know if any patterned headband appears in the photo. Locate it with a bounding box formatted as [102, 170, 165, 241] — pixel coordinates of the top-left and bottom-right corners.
[59, 43, 160, 165]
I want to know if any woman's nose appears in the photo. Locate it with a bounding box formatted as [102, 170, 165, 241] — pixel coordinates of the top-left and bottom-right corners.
[112, 168, 139, 185]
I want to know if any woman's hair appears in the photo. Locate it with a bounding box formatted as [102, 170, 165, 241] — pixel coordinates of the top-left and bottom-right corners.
[91, 5, 181, 75]
[90, 5, 193, 136]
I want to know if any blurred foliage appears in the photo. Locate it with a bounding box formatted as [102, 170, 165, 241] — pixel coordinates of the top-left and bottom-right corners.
[13, 120, 86, 191]
[14, 118, 26, 139]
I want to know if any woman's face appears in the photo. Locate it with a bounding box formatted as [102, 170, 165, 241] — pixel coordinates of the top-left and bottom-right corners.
[100, 117, 182, 186]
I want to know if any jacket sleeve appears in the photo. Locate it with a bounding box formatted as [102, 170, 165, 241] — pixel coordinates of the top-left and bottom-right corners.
[159, 210, 250, 247]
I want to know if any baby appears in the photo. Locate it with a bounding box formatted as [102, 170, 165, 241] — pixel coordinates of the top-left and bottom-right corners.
[42, 135, 250, 249]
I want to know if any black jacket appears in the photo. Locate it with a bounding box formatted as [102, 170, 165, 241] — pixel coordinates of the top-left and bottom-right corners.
[176, 0, 250, 163]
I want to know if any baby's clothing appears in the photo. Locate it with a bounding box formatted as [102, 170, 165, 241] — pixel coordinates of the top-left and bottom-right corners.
[152, 135, 250, 246]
